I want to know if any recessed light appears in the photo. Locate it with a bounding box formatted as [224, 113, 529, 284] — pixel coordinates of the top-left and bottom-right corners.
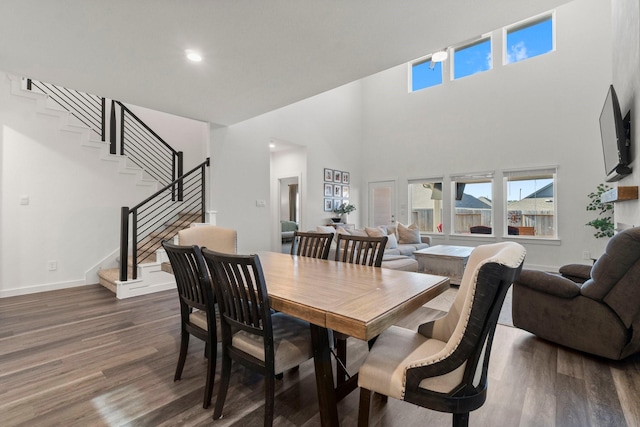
[185, 49, 202, 62]
[269, 143, 276, 149]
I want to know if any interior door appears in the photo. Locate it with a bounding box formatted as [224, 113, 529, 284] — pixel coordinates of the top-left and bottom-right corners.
[368, 180, 396, 227]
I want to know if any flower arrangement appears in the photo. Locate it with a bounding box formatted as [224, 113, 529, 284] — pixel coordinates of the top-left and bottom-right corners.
[333, 203, 356, 215]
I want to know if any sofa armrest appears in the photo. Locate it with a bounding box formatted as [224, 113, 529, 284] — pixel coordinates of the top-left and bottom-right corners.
[559, 263, 592, 284]
[420, 235, 432, 245]
[514, 270, 581, 298]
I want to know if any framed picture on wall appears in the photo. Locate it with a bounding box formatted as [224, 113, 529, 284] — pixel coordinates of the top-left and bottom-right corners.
[333, 199, 342, 211]
[324, 198, 333, 212]
[342, 186, 349, 198]
[342, 172, 350, 185]
[334, 170, 342, 183]
[334, 185, 342, 197]
[324, 183, 333, 197]
[324, 168, 333, 182]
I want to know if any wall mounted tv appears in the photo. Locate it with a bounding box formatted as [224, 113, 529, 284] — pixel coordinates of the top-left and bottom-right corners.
[599, 84, 632, 182]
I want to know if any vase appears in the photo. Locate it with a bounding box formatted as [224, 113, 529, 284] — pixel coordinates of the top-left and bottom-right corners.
[340, 213, 348, 223]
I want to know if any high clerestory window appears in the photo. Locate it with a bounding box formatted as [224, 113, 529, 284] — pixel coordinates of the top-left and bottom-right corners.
[411, 56, 443, 92]
[505, 14, 554, 64]
[452, 37, 492, 80]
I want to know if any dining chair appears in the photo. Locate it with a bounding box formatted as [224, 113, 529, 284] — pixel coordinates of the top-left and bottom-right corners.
[357, 242, 526, 427]
[161, 241, 218, 409]
[333, 233, 388, 385]
[334, 234, 388, 267]
[290, 231, 333, 259]
[201, 249, 314, 427]
[178, 225, 237, 254]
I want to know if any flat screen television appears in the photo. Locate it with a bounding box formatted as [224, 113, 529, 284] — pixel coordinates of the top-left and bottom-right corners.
[599, 84, 631, 182]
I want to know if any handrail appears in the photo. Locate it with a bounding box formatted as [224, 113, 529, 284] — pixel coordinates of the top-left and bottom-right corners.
[119, 158, 210, 281]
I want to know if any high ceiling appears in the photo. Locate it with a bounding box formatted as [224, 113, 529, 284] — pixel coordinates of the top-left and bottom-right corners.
[1, 0, 572, 126]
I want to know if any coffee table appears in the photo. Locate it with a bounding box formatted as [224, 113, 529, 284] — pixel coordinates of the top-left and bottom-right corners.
[414, 245, 474, 285]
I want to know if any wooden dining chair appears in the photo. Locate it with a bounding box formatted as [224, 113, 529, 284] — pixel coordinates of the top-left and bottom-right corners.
[333, 233, 388, 385]
[335, 234, 388, 267]
[357, 242, 526, 427]
[290, 231, 333, 259]
[161, 241, 218, 409]
[201, 249, 314, 427]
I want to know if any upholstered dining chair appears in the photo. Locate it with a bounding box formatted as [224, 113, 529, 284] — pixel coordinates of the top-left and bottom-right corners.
[290, 231, 334, 259]
[178, 225, 237, 254]
[357, 242, 526, 427]
[333, 233, 389, 385]
[201, 249, 314, 427]
[161, 241, 218, 409]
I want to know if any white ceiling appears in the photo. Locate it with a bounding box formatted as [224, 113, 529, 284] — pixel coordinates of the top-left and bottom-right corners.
[1, 0, 573, 126]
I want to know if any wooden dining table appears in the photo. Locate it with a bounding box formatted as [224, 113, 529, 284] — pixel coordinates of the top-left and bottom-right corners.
[256, 251, 450, 426]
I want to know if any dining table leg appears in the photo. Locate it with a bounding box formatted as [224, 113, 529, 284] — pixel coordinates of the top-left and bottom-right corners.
[310, 324, 340, 426]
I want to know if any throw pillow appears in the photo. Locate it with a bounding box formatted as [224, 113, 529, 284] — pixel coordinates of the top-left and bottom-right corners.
[386, 233, 398, 249]
[397, 222, 421, 244]
[350, 229, 368, 237]
[365, 226, 386, 238]
[316, 226, 337, 249]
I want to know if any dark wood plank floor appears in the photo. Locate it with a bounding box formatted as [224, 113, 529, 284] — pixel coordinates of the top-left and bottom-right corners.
[1, 285, 639, 426]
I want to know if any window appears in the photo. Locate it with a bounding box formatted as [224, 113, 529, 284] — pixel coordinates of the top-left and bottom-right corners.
[505, 15, 554, 64]
[504, 168, 557, 238]
[451, 174, 493, 234]
[411, 57, 443, 92]
[452, 37, 492, 80]
[408, 179, 444, 233]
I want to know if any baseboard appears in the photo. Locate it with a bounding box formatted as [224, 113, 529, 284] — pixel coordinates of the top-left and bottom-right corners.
[0, 279, 88, 298]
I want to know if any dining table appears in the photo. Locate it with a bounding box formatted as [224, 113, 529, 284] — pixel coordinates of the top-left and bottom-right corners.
[256, 251, 450, 427]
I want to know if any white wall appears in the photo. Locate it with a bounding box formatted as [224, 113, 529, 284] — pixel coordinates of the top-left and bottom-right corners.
[358, 0, 612, 270]
[611, 0, 640, 229]
[210, 81, 363, 253]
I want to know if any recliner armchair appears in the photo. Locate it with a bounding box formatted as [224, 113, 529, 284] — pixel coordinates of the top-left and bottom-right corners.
[512, 226, 640, 360]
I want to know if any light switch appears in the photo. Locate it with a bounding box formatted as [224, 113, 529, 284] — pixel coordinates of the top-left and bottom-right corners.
[20, 195, 29, 205]
[256, 200, 266, 207]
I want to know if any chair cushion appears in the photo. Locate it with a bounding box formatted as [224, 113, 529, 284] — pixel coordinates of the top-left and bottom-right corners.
[358, 325, 466, 399]
[381, 256, 418, 272]
[232, 312, 312, 374]
[178, 225, 237, 254]
[189, 309, 222, 341]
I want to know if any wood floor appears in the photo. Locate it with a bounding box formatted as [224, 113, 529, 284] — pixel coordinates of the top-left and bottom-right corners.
[1, 285, 639, 427]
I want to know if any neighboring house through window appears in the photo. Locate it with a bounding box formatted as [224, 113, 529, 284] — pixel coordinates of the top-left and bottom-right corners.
[504, 167, 557, 238]
[451, 173, 494, 234]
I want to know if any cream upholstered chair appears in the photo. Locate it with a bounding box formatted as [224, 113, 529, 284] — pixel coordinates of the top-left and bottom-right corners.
[201, 249, 313, 427]
[178, 225, 237, 254]
[357, 242, 526, 427]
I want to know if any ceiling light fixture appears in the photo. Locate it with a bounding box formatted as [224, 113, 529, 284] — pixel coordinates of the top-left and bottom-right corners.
[431, 50, 448, 62]
[185, 49, 202, 62]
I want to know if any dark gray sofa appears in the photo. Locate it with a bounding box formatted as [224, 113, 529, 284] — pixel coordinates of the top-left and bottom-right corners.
[512, 226, 640, 360]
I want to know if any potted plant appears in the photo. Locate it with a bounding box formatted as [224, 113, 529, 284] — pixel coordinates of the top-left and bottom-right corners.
[586, 183, 614, 238]
[333, 202, 356, 223]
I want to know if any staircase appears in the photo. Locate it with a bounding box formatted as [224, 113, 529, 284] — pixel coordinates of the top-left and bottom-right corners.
[97, 211, 202, 298]
[9, 74, 209, 299]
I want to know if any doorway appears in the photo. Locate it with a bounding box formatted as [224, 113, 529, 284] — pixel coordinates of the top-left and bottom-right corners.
[368, 180, 396, 227]
[279, 176, 299, 253]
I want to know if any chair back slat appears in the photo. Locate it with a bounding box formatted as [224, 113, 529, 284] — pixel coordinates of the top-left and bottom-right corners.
[335, 234, 388, 267]
[162, 241, 212, 311]
[202, 250, 271, 339]
[291, 231, 333, 259]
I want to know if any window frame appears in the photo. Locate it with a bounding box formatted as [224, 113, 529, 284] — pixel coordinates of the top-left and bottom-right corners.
[450, 172, 495, 236]
[407, 177, 445, 234]
[503, 167, 558, 239]
[503, 12, 556, 65]
[451, 35, 493, 81]
[409, 54, 444, 92]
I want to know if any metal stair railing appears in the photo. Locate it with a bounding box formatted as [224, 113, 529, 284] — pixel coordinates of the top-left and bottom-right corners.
[114, 101, 182, 187]
[26, 78, 105, 141]
[119, 158, 210, 282]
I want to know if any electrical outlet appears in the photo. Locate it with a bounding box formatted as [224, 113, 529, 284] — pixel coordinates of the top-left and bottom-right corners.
[582, 251, 591, 260]
[47, 260, 57, 271]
